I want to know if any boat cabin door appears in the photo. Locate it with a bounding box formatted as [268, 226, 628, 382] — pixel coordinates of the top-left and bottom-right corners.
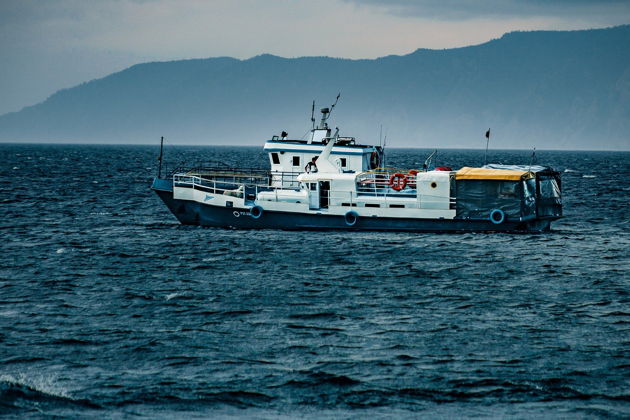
[319, 181, 330, 209]
[308, 182, 319, 209]
[307, 180, 330, 209]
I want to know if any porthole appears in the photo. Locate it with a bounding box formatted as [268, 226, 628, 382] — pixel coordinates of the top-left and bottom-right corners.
[430, 182, 437, 189]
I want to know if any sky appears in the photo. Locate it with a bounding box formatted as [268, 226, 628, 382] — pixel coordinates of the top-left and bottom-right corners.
[0, 0, 629, 116]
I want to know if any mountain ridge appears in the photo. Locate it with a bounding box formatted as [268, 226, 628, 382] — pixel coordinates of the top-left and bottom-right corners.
[1, 25, 629, 150]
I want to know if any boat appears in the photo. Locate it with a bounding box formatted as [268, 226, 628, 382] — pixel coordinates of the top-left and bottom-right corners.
[151, 102, 562, 232]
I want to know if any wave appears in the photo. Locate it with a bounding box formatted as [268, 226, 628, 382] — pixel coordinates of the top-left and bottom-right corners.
[287, 312, 339, 320]
[0, 356, 50, 365]
[0, 374, 99, 412]
[111, 390, 274, 409]
[2, 145, 629, 417]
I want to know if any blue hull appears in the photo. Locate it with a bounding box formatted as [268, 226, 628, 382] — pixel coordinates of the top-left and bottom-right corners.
[152, 179, 551, 233]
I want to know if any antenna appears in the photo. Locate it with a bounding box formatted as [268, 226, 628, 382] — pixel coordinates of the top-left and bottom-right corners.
[382, 130, 388, 168]
[311, 100, 315, 130]
[528, 147, 536, 172]
[318, 93, 341, 130]
[379, 124, 383, 148]
[423, 150, 437, 171]
[328, 92, 341, 119]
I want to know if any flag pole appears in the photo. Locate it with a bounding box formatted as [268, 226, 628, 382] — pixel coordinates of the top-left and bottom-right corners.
[158, 136, 164, 178]
[484, 128, 490, 166]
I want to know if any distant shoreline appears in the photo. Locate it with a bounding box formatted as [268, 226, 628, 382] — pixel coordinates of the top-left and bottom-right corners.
[1, 142, 628, 153]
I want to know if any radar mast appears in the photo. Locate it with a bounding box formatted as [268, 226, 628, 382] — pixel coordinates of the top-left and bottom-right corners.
[309, 94, 340, 144]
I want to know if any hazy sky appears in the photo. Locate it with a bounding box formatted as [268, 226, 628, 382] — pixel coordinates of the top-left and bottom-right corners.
[1, 0, 628, 115]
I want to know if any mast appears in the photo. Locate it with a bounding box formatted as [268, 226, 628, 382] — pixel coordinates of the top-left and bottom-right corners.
[157, 136, 164, 178]
[317, 93, 340, 130]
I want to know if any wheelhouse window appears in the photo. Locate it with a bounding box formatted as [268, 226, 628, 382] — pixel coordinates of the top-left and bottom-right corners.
[271, 153, 280, 164]
[292, 156, 300, 167]
[340, 158, 347, 168]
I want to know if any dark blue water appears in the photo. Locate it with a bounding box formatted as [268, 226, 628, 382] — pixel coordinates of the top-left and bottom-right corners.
[1, 144, 628, 418]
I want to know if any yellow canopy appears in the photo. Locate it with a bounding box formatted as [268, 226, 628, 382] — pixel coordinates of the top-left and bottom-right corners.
[455, 167, 532, 181]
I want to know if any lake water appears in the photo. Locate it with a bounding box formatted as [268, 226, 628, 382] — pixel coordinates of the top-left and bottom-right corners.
[0, 144, 628, 418]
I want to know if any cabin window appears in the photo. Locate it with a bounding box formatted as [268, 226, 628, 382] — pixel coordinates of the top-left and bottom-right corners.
[310, 183, 317, 191]
[499, 181, 518, 198]
[340, 158, 347, 168]
[389, 204, 405, 208]
[341, 203, 357, 207]
[365, 203, 381, 208]
[271, 153, 280, 164]
[292, 156, 300, 167]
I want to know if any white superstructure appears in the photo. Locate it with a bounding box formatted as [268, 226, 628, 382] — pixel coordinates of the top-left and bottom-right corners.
[153, 97, 562, 232]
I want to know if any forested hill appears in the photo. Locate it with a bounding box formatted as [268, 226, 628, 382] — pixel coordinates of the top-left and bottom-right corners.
[1, 25, 628, 149]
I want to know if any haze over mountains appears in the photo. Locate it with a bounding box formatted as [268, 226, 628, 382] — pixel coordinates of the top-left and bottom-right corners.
[1, 25, 628, 150]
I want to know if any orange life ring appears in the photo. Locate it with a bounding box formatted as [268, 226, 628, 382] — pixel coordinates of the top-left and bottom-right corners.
[389, 173, 407, 191]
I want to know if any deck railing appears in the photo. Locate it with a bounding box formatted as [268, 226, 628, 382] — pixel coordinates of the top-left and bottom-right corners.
[172, 167, 456, 209]
[356, 169, 420, 196]
[173, 168, 302, 195]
